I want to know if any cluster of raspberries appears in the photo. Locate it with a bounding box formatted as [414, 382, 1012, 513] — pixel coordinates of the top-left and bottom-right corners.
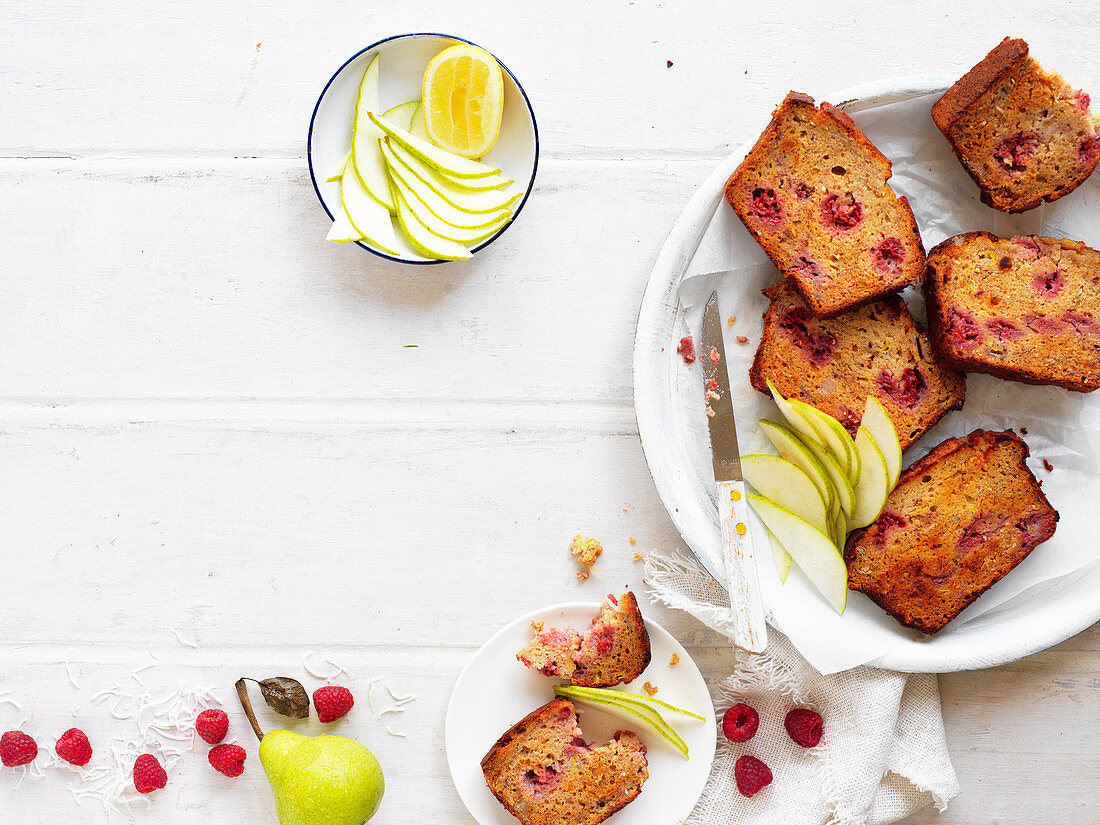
[721, 701, 824, 798]
[0, 685, 356, 795]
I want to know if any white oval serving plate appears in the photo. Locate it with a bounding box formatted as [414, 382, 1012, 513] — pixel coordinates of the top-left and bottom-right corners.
[446, 602, 716, 825]
[633, 76, 1100, 673]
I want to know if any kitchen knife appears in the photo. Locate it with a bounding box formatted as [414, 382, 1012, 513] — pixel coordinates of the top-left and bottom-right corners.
[700, 290, 767, 654]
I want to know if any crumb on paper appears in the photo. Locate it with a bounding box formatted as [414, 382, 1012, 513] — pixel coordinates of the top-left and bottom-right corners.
[666, 60, 673, 68]
[727, 315, 737, 326]
[633, 552, 643, 562]
[570, 534, 603, 567]
[736, 335, 750, 344]
[629, 536, 637, 545]
[669, 654, 680, 666]
[643, 681, 659, 697]
[677, 336, 696, 364]
[1042, 459, 1054, 472]
[1020, 427, 1028, 435]
[706, 405, 716, 418]
[709, 347, 720, 364]
[531, 620, 544, 633]
[577, 569, 590, 581]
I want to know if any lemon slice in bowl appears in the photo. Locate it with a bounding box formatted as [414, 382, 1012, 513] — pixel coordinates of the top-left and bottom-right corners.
[422, 44, 504, 158]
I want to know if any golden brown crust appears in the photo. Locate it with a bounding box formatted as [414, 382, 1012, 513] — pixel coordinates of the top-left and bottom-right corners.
[932, 37, 1030, 130]
[845, 429, 1058, 634]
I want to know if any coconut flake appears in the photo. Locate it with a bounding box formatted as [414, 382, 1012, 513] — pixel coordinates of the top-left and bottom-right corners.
[385, 726, 406, 737]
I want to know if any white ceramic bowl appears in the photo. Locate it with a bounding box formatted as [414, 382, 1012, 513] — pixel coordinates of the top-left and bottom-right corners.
[307, 33, 539, 264]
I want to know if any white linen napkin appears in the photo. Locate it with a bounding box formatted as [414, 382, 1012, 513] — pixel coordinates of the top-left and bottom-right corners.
[645, 551, 959, 825]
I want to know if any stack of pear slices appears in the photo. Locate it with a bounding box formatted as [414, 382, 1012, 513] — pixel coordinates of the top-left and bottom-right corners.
[553, 685, 704, 759]
[742, 382, 903, 614]
[326, 54, 522, 260]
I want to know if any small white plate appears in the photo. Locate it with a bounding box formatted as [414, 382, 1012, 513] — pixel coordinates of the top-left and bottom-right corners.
[446, 602, 717, 825]
[307, 33, 539, 264]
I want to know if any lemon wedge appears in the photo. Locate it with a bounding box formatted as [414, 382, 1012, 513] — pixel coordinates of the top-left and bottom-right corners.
[422, 44, 504, 158]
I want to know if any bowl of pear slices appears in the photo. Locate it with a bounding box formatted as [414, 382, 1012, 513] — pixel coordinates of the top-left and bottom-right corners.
[307, 33, 539, 264]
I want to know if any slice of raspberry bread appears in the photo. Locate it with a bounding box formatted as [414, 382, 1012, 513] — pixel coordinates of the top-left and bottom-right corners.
[749, 279, 966, 449]
[725, 91, 925, 318]
[481, 697, 649, 825]
[932, 37, 1100, 213]
[517, 593, 651, 688]
[925, 232, 1100, 392]
[845, 429, 1057, 634]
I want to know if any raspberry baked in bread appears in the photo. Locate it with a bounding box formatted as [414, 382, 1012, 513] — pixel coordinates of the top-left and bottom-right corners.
[925, 232, 1100, 392]
[932, 37, 1100, 213]
[725, 91, 925, 318]
[749, 279, 966, 449]
[481, 697, 648, 825]
[517, 593, 651, 688]
[845, 429, 1057, 634]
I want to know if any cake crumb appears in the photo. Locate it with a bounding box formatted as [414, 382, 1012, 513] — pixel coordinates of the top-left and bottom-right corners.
[531, 620, 544, 633]
[633, 552, 643, 562]
[677, 336, 696, 364]
[1042, 459, 1054, 472]
[736, 335, 750, 344]
[570, 534, 604, 566]
[666, 60, 673, 68]
[709, 347, 720, 364]
[643, 681, 659, 697]
[727, 315, 737, 326]
[628, 536, 637, 545]
[1020, 427, 1028, 435]
[576, 569, 590, 581]
[669, 654, 680, 666]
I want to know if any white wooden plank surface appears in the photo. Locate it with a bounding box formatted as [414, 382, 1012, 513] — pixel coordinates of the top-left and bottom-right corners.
[1, 0, 1098, 822]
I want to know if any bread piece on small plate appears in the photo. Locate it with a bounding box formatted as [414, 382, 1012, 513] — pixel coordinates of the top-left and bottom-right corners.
[481, 697, 649, 825]
[725, 91, 925, 318]
[845, 429, 1058, 634]
[925, 232, 1100, 392]
[750, 279, 966, 449]
[932, 37, 1100, 213]
[517, 592, 651, 688]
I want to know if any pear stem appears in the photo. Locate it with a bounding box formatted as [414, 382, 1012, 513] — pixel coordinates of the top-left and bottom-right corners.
[235, 678, 266, 742]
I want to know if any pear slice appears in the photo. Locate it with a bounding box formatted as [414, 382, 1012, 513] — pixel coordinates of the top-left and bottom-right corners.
[557, 685, 704, 721]
[388, 178, 470, 261]
[409, 101, 429, 140]
[381, 139, 513, 230]
[848, 427, 890, 529]
[388, 141, 519, 210]
[326, 149, 352, 183]
[741, 454, 829, 535]
[859, 396, 902, 488]
[382, 99, 419, 131]
[801, 436, 855, 518]
[367, 111, 501, 179]
[326, 199, 364, 243]
[351, 55, 396, 213]
[768, 529, 792, 582]
[553, 686, 689, 758]
[789, 399, 861, 485]
[389, 168, 510, 245]
[757, 420, 835, 515]
[339, 157, 401, 254]
[746, 494, 848, 613]
[766, 380, 827, 450]
[834, 508, 848, 552]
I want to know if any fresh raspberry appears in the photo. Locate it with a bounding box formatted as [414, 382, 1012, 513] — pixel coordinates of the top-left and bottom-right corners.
[0, 731, 38, 767]
[785, 708, 824, 747]
[133, 753, 167, 794]
[313, 686, 354, 723]
[734, 754, 773, 797]
[195, 709, 229, 744]
[721, 703, 759, 743]
[208, 743, 247, 777]
[55, 728, 92, 766]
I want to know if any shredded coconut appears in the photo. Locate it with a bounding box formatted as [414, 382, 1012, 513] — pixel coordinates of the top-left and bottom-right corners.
[386, 726, 406, 738]
[0, 691, 22, 713]
[303, 653, 347, 681]
[65, 656, 83, 689]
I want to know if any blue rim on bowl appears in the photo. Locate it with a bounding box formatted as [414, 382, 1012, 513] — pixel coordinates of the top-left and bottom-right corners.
[306, 33, 540, 265]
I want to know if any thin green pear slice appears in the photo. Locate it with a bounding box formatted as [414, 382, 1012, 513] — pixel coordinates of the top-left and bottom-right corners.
[326, 197, 364, 243]
[351, 55, 395, 212]
[757, 420, 835, 514]
[801, 435, 855, 518]
[409, 101, 429, 140]
[340, 158, 400, 254]
[389, 178, 470, 261]
[367, 111, 501, 179]
[768, 528, 792, 582]
[557, 685, 704, 721]
[326, 149, 352, 183]
[860, 396, 902, 488]
[381, 139, 513, 230]
[746, 494, 848, 613]
[789, 398, 860, 485]
[382, 99, 419, 131]
[741, 454, 829, 535]
[553, 687, 689, 758]
[766, 380, 826, 450]
[390, 169, 510, 245]
[834, 508, 848, 553]
[849, 427, 890, 529]
[388, 141, 519, 209]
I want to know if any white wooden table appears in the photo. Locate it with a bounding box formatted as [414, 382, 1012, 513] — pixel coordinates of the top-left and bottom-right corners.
[1, 2, 1097, 822]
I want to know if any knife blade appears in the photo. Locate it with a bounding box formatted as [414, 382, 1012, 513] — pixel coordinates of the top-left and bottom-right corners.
[700, 290, 767, 654]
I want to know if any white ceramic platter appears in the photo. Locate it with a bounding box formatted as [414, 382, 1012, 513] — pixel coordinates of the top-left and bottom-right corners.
[446, 602, 717, 825]
[307, 33, 539, 263]
[633, 77, 1100, 673]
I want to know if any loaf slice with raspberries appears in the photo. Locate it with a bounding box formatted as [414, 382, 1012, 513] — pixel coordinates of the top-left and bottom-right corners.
[932, 37, 1100, 213]
[481, 697, 649, 825]
[749, 279, 966, 449]
[725, 91, 926, 318]
[925, 232, 1100, 392]
[845, 429, 1057, 634]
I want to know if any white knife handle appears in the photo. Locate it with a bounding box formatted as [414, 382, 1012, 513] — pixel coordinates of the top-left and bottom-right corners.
[717, 479, 767, 654]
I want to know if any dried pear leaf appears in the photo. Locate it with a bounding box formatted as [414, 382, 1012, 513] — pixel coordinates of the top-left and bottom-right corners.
[258, 676, 310, 718]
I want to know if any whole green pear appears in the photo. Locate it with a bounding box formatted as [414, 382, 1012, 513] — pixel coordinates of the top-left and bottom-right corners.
[259, 729, 384, 825]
